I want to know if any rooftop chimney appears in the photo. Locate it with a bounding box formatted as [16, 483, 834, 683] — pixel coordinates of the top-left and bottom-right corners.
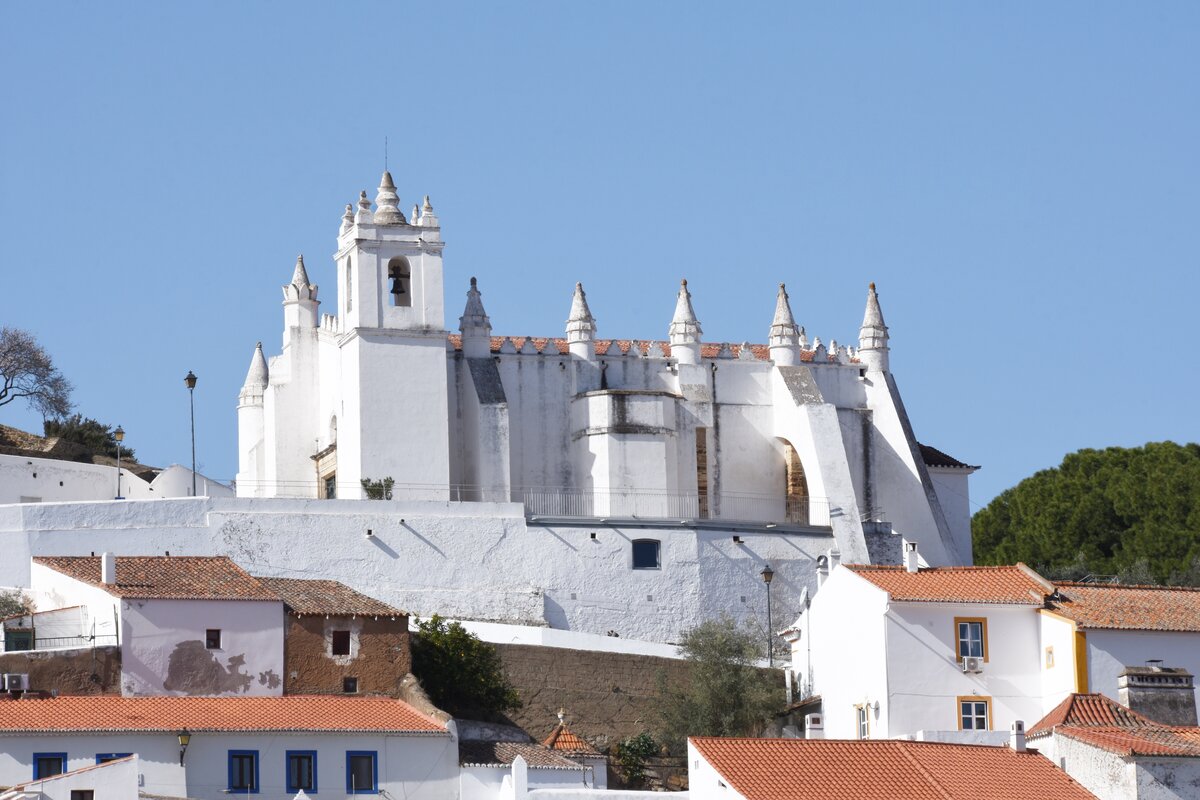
[100, 552, 116, 585]
[804, 713, 824, 740]
[816, 555, 829, 588]
[904, 541, 919, 573]
[1119, 665, 1198, 726]
[1009, 720, 1026, 753]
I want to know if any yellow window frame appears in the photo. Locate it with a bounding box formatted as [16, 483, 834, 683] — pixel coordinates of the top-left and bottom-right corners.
[953, 616, 989, 663]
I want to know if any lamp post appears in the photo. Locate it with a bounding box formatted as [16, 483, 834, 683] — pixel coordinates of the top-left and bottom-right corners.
[184, 371, 197, 496]
[114, 426, 125, 500]
[177, 729, 191, 766]
[760, 563, 775, 667]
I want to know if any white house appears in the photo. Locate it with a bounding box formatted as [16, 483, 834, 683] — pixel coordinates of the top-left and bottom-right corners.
[1028, 692, 1200, 800]
[789, 555, 1200, 742]
[20, 554, 283, 697]
[686, 734, 1097, 800]
[0, 694, 455, 799]
[459, 741, 594, 800]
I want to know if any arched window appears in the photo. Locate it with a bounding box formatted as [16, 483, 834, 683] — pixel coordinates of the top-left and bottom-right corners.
[632, 539, 661, 570]
[781, 439, 810, 524]
[387, 257, 411, 307]
[329, 416, 338, 444]
[345, 257, 353, 313]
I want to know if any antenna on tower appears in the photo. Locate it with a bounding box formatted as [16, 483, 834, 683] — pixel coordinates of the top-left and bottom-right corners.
[384, 136, 388, 172]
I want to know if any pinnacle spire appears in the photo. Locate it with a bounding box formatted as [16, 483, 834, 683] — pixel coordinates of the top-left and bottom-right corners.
[291, 255, 310, 288]
[566, 282, 597, 358]
[282, 255, 318, 303]
[459, 277, 492, 357]
[420, 194, 439, 227]
[340, 203, 354, 235]
[669, 279, 702, 339]
[768, 283, 801, 365]
[858, 281, 890, 371]
[243, 342, 269, 388]
[373, 170, 406, 224]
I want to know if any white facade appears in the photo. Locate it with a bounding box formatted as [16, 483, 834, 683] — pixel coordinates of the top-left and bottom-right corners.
[0, 755, 140, 800]
[0, 453, 232, 505]
[0, 732, 456, 799]
[792, 563, 1074, 741]
[27, 560, 284, 697]
[1033, 731, 1200, 800]
[235, 171, 975, 571]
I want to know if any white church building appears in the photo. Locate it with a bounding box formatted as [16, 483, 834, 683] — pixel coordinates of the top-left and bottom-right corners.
[0, 172, 976, 644]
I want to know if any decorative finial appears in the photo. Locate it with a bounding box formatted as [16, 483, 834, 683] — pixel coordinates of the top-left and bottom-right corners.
[470, 276, 478, 288]
[557, 708, 566, 724]
[411, 203, 420, 225]
[356, 190, 373, 224]
[374, 171, 406, 224]
[566, 282, 597, 358]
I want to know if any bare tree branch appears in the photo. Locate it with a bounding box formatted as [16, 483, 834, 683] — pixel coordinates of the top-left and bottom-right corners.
[0, 327, 74, 419]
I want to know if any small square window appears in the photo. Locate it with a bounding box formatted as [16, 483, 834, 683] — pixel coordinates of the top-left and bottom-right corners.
[343, 676, 359, 693]
[632, 539, 660, 570]
[332, 630, 351, 656]
[71, 792, 94, 800]
[960, 698, 991, 731]
[33, 753, 66, 779]
[205, 629, 222, 650]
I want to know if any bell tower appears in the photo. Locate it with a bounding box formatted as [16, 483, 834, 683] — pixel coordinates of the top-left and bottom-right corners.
[331, 171, 451, 498]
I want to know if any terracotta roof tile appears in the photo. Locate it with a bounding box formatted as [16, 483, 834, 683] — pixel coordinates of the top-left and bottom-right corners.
[542, 723, 602, 757]
[256, 577, 405, 617]
[446, 335, 843, 364]
[845, 564, 1050, 605]
[1046, 583, 1200, 632]
[0, 694, 445, 734]
[1029, 693, 1200, 757]
[1028, 693, 1155, 737]
[33, 556, 277, 601]
[459, 741, 586, 769]
[690, 737, 1097, 800]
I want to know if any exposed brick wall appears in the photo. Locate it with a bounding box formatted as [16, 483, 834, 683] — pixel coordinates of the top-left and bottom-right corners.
[0, 646, 120, 695]
[493, 643, 691, 752]
[283, 614, 410, 696]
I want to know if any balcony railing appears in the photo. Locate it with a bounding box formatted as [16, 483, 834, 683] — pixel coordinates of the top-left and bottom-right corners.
[2, 633, 118, 653]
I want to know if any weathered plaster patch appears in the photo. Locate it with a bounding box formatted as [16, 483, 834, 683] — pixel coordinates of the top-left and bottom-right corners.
[162, 641, 253, 694]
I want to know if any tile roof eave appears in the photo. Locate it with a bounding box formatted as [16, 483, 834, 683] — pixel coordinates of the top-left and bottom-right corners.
[0, 726, 450, 736]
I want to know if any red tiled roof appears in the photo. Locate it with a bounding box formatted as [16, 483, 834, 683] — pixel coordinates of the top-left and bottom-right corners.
[845, 564, 1051, 605]
[689, 738, 1097, 800]
[1029, 693, 1200, 757]
[459, 741, 586, 769]
[1046, 583, 1200, 632]
[256, 577, 405, 617]
[446, 335, 840, 363]
[33, 556, 277, 601]
[542, 723, 602, 757]
[1028, 693, 1155, 737]
[0, 695, 446, 734]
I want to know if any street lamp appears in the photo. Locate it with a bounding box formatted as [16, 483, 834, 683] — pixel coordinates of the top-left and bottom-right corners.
[177, 729, 191, 766]
[114, 426, 125, 500]
[184, 371, 197, 497]
[760, 563, 775, 667]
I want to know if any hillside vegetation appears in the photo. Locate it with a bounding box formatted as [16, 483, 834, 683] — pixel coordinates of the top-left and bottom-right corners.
[972, 442, 1200, 584]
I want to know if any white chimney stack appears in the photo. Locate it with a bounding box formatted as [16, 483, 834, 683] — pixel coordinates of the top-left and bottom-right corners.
[1010, 720, 1026, 752]
[904, 541, 919, 573]
[101, 552, 116, 585]
[816, 554, 829, 588]
[804, 713, 824, 740]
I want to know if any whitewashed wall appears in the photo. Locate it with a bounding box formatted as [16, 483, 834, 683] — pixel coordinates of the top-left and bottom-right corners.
[29, 564, 121, 644]
[461, 764, 592, 800]
[0, 732, 457, 800]
[0, 454, 232, 506]
[801, 566, 891, 739]
[1038, 612, 1081, 715]
[120, 598, 283, 697]
[0, 497, 834, 644]
[884, 601, 1043, 737]
[687, 741, 748, 800]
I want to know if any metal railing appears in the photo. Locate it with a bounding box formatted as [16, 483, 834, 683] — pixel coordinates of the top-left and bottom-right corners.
[3, 634, 118, 652]
[522, 488, 831, 527]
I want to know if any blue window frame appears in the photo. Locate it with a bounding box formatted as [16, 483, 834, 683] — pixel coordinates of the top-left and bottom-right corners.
[286, 750, 318, 793]
[33, 752, 67, 779]
[227, 750, 259, 794]
[346, 750, 378, 794]
[95, 753, 133, 764]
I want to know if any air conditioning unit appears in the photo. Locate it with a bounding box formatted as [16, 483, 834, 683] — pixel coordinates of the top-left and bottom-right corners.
[3, 673, 30, 691]
[961, 657, 984, 674]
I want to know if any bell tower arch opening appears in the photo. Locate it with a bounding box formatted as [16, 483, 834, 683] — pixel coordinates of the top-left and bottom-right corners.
[387, 257, 412, 307]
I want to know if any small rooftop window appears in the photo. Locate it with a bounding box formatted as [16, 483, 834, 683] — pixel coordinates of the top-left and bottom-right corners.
[632, 539, 661, 570]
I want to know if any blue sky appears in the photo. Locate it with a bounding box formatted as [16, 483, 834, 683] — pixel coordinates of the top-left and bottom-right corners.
[1, 3, 1197, 512]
